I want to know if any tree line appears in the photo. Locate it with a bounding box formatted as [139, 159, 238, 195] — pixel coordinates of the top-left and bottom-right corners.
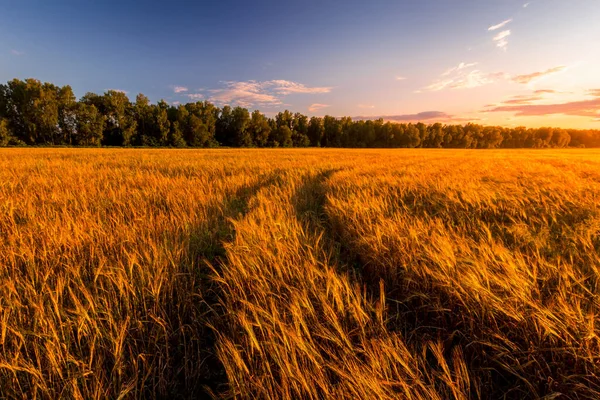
[1, 78, 599, 148]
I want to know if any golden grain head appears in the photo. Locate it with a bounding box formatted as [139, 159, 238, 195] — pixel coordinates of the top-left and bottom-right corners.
[1, 148, 599, 399]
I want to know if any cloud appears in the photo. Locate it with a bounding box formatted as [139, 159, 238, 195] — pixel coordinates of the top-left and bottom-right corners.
[358, 104, 375, 109]
[267, 80, 332, 95]
[173, 86, 188, 93]
[10, 49, 24, 56]
[499, 95, 544, 105]
[208, 81, 281, 108]
[422, 62, 510, 92]
[523, 2, 530, 8]
[308, 103, 330, 112]
[512, 66, 566, 84]
[355, 111, 450, 122]
[425, 69, 499, 91]
[442, 62, 478, 77]
[588, 89, 600, 97]
[422, 64, 570, 93]
[206, 80, 331, 108]
[187, 93, 204, 101]
[172, 101, 181, 106]
[488, 19, 513, 31]
[486, 97, 600, 118]
[395, 76, 407, 81]
[493, 30, 511, 50]
[486, 88, 574, 109]
[354, 111, 481, 123]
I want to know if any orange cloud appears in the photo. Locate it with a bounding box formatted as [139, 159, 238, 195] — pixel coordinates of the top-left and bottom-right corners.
[487, 97, 600, 118]
[588, 89, 600, 97]
[308, 103, 330, 112]
[500, 95, 544, 105]
[354, 111, 481, 123]
[512, 66, 566, 84]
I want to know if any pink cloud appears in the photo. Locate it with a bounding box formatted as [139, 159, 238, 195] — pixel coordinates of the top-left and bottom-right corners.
[354, 111, 480, 123]
[206, 80, 331, 108]
[512, 66, 566, 84]
[173, 86, 189, 93]
[487, 97, 600, 117]
[308, 103, 330, 112]
[187, 93, 204, 101]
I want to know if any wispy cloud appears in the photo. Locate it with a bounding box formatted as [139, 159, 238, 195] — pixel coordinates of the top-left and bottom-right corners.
[493, 30, 511, 50]
[488, 19, 512, 31]
[10, 49, 24, 56]
[206, 80, 331, 108]
[442, 62, 478, 77]
[486, 92, 600, 118]
[187, 93, 204, 101]
[523, 2, 531, 8]
[486, 88, 572, 109]
[355, 111, 452, 122]
[172, 101, 181, 106]
[499, 94, 544, 105]
[208, 81, 281, 108]
[354, 111, 481, 123]
[308, 103, 330, 113]
[268, 80, 332, 95]
[588, 89, 600, 97]
[512, 66, 566, 84]
[423, 63, 502, 92]
[422, 64, 570, 93]
[395, 75, 407, 81]
[173, 86, 189, 93]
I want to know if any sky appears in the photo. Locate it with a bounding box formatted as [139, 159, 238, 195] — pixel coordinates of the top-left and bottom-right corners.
[1, 0, 599, 128]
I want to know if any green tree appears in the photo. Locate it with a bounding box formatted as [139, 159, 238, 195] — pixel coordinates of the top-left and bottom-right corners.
[168, 121, 187, 147]
[74, 103, 105, 146]
[133, 93, 152, 145]
[323, 115, 342, 147]
[57, 85, 77, 144]
[307, 117, 324, 147]
[216, 105, 234, 146]
[231, 106, 252, 147]
[292, 112, 310, 147]
[0, 79, 62, 145]
[0, 118, 22, 146]
[248, 110, 271, 147]
[273, 125, 293, 147]
[82, 90, 137, 146]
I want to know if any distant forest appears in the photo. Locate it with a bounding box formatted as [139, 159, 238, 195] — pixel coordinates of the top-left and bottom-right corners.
[1, 78, 599, 148]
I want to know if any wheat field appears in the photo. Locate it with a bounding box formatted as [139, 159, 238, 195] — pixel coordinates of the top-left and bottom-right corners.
[1, 148, 599, 399]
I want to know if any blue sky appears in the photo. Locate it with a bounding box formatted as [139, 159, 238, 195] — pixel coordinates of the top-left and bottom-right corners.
[1, 0, 599, 127]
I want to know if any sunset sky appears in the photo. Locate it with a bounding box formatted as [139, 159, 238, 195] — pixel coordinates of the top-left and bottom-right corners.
[1, 0, 599, 128]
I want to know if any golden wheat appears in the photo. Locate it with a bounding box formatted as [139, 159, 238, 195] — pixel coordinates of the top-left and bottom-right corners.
[0, 148, 599, 399]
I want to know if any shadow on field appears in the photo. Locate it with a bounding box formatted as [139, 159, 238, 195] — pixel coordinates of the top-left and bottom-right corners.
[290, 170, 528, 399]
[292, 169, 363, 273]
[149, 172, 281, 399]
